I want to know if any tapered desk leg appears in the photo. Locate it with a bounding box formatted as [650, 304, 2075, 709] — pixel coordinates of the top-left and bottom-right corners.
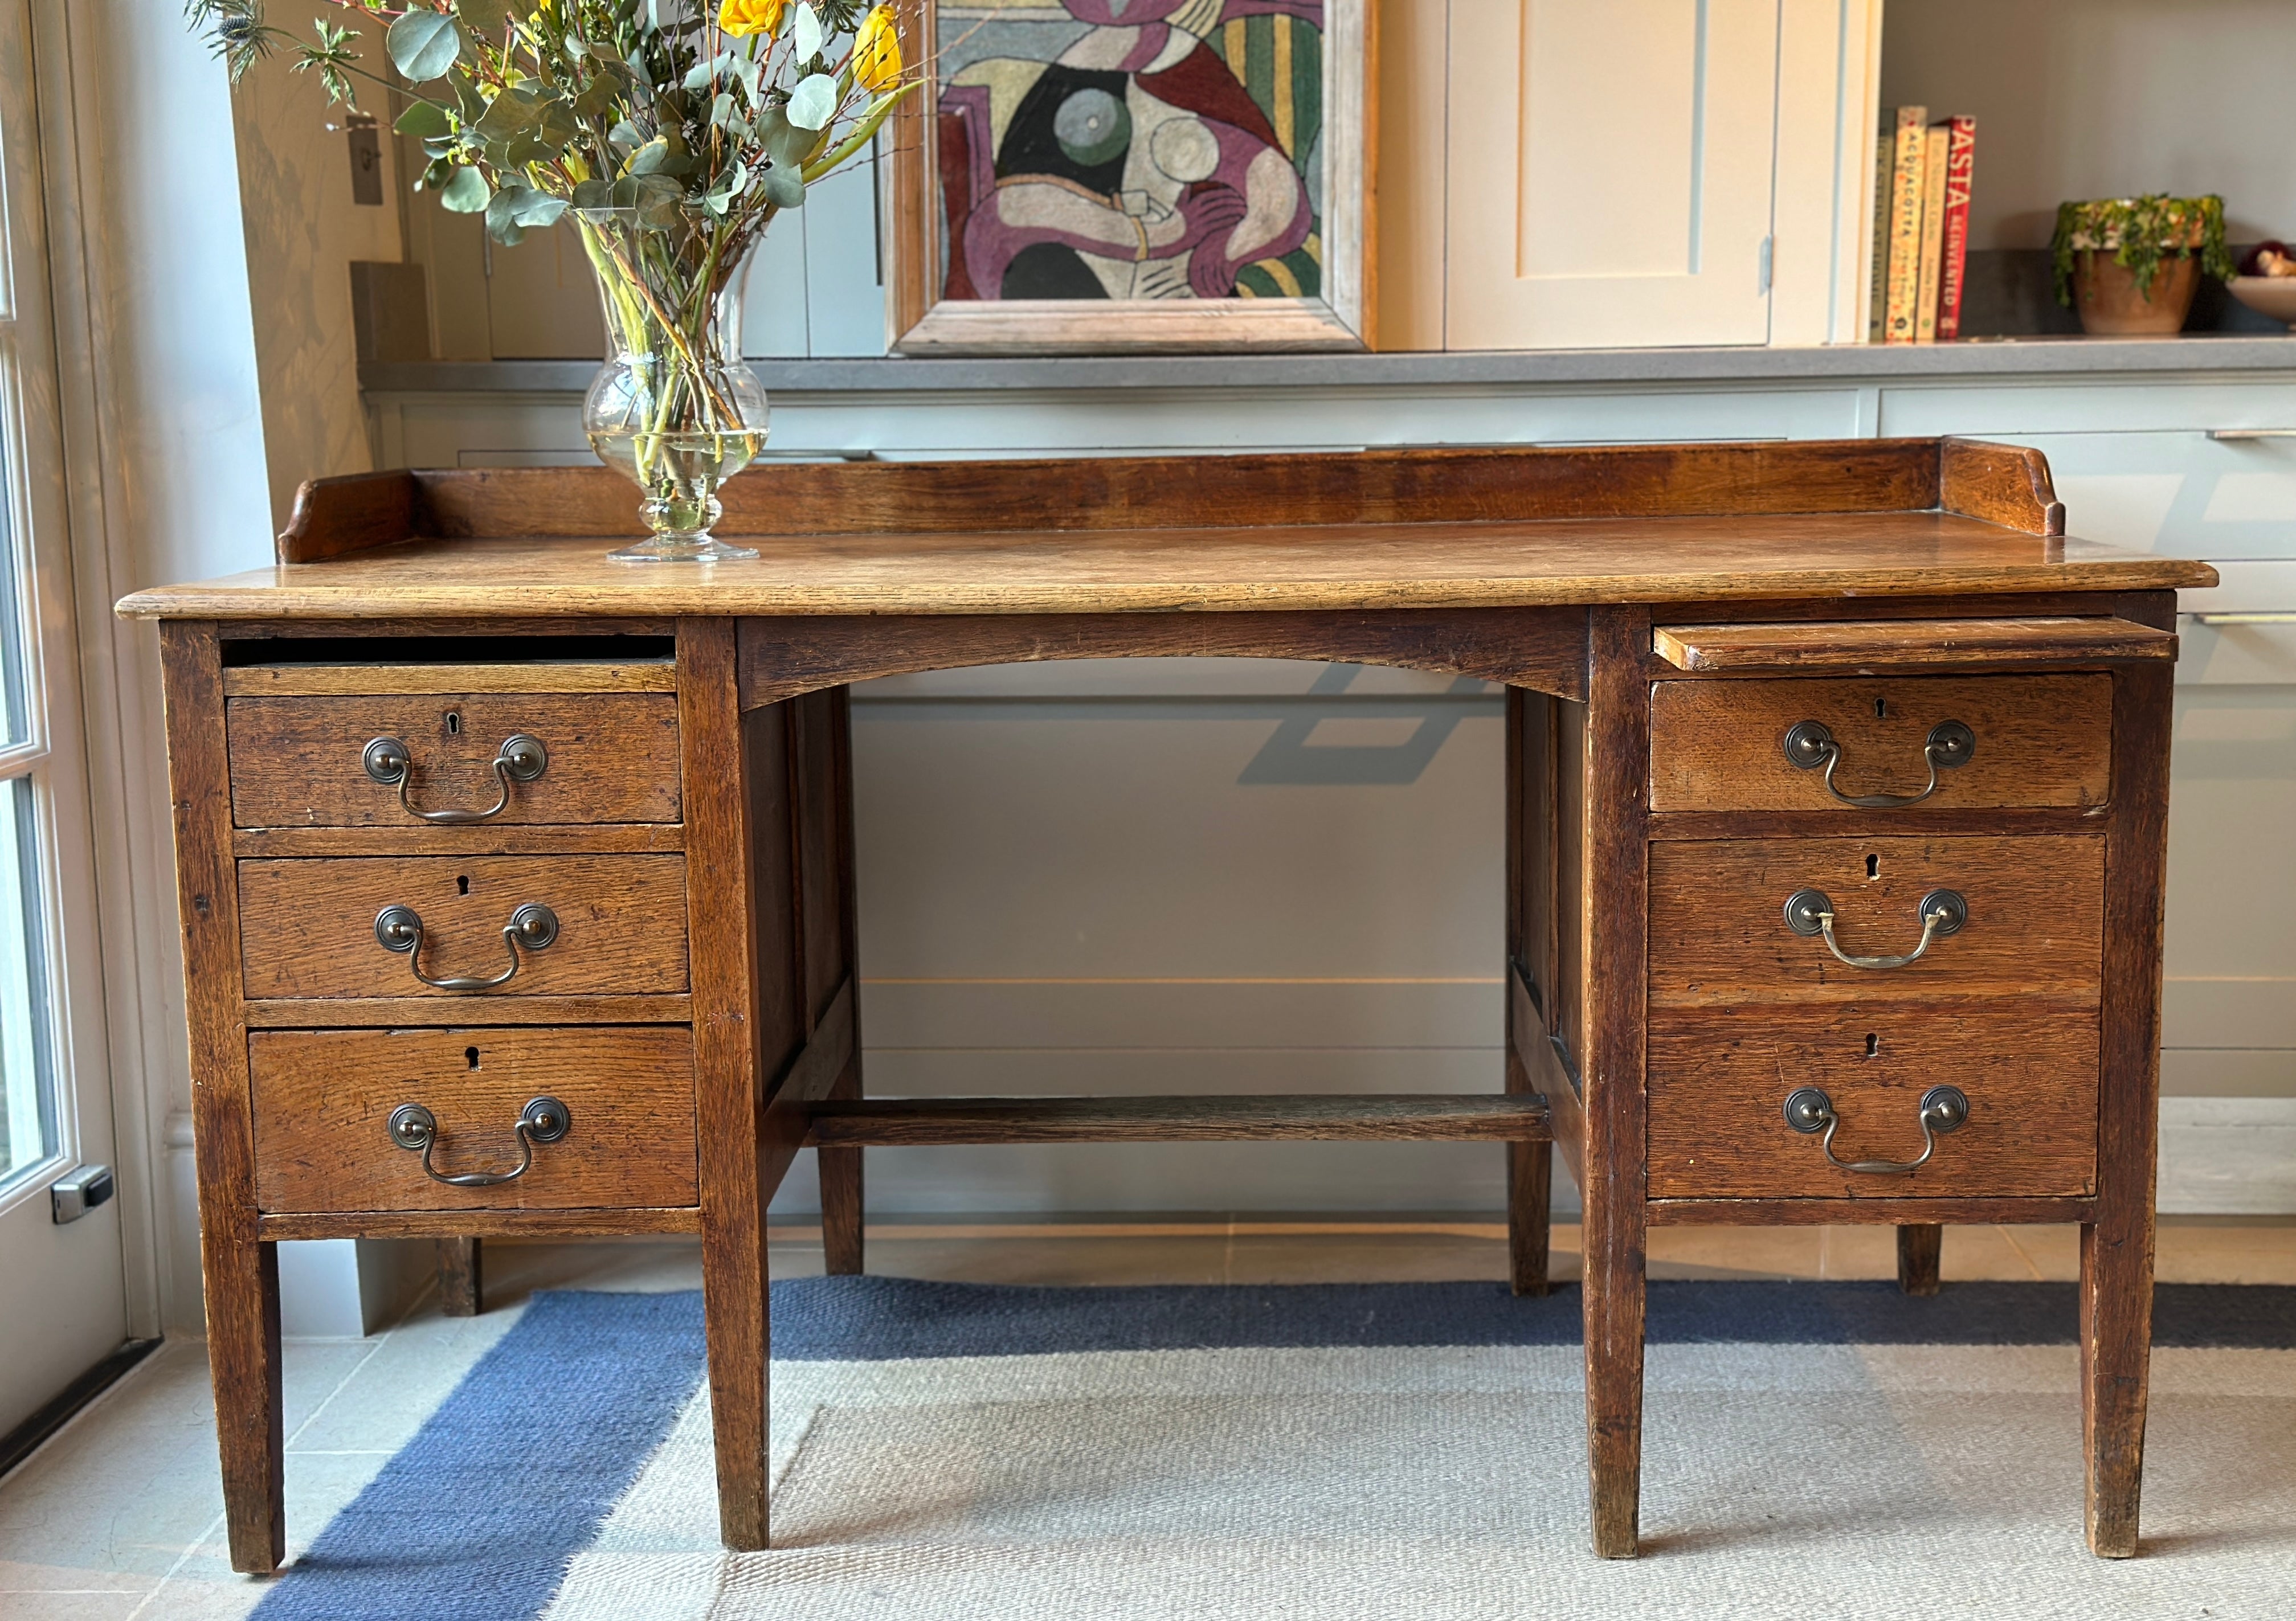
[2083, 656, 2172, 1558]
[204, 1234, 285, 1574]
[1896, 1224, 1943, 1296]
[161, 620, 284, 1574]
[1582, 607, 1650, 1559]
[819, 689, 866, 1277]
[437, 1237, 482, 1316]
[684, 620, 773, 1549]
[1509, 1138, 1553, 1297]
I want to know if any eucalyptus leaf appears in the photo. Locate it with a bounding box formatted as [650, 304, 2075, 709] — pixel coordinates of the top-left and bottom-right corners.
[794, 3, 824, 61]
[760, 162, 804, 210]
[474, 91, 540, 142]
[628, 136, 672, 175]
[439, 166, 492, 212]
[394, 101, 452, 139]
[571, 178, 615, 210]
[386, 11, 461, 82]
[786, 73, 837, 131]
[575, 75, 621, 118]
[632, 172, 684, 228]
[750, 106, 812, 169]
[710, 92, 736, 128]
[608, 119, 645, 149]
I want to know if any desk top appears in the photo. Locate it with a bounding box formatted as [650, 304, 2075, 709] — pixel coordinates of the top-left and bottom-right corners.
[117, 439, 2216, 621]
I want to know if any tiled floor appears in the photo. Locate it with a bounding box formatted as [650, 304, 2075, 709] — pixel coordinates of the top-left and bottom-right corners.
[3, 1216, 2292, 1618]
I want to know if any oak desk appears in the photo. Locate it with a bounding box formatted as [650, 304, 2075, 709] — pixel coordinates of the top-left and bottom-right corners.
[119, 438, 2213, 1570]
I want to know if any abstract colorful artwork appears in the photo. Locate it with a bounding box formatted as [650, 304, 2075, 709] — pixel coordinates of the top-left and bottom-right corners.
[933, 1, 1329, 304]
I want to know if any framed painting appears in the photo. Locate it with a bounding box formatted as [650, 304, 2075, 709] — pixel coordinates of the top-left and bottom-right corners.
[885, 0, 1371, 354]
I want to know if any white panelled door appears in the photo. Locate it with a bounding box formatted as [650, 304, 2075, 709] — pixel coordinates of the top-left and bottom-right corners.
[1444, 0, 1783, 349]
[0, 0, 128, 1436]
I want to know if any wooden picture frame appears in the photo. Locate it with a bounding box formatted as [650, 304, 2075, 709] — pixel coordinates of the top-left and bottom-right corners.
[885, 0, 1371, 355]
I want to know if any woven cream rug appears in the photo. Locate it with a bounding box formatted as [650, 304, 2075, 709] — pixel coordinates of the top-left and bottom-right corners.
[545, 1341, 2296, 1620]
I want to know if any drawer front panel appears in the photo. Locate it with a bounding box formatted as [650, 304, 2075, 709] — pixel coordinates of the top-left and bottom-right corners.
[238, 854, 690, 998]
[1649, 674, 2111, 812]
[1648, 836, 2105, 1006]
[1648, 1005, 2099, 1200]
[227, 693, 680, 828]
[250, 1026, 697, 1211]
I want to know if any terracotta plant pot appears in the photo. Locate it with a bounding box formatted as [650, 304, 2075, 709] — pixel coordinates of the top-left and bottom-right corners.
[2072, 250, 2200, 335]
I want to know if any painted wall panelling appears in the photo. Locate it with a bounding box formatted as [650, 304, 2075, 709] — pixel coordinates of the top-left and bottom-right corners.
[1438, 0, 1876, 350]
[395, 133, 885, 363]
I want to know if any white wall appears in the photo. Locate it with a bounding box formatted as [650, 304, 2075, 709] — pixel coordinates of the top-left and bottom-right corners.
[1881, 0, 2296, 249]
[230, 51, 403, 529]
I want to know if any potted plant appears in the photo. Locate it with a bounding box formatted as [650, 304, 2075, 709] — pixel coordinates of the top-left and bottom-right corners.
[188, 0, 917, 563]
[2052, 195, 2234, 336]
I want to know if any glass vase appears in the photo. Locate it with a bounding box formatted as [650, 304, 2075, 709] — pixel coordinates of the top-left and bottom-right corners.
[578, 211, 769, 564]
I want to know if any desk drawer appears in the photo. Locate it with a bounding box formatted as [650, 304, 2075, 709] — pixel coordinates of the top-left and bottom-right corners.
[249, 1026, 697, 1212]
[227, 690, 680, 829]
[1649, 675, 2111, 812]
[1647, 1005, 2098, 1200]
[1648, 836, 2105, 1006]
[238, 855, 689, 999]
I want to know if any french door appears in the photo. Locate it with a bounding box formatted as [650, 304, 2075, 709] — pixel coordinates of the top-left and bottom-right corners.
[0, 0, 127, 1440]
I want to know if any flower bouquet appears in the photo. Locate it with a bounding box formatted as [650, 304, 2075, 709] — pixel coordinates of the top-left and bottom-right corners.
[187, 0, 918, 562]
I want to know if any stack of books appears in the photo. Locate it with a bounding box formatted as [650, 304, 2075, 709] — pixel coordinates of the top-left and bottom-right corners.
[1869, 108, 1976, 344]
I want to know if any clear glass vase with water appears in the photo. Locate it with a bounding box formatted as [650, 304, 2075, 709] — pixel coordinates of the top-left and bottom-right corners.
[578, 212, 770, 564]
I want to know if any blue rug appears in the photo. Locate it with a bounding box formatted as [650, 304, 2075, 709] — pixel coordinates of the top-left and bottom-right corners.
[249, 1280, 2296, 1620]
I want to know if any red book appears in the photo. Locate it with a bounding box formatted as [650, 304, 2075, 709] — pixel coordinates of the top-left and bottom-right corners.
[1934, 117, 1976, 341]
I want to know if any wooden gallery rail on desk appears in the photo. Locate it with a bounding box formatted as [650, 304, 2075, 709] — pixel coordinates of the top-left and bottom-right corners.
[119, 437, 2210, 1570]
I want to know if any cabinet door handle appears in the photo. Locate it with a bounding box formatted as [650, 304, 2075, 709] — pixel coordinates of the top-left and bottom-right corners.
[1783, 1084, 1968, 1175]
[388, 1096, 571, 1187]
[2192, 612, 2296, 625]
[373, 902, 558, 990]
[363, 734, 548, 824]
[1784, 888, 1966, 969]
[1782, 719, 1974, 808]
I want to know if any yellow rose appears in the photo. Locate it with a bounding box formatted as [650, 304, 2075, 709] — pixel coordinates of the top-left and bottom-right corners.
[720, 0, 787, 38]
[853, 6, 902, 92]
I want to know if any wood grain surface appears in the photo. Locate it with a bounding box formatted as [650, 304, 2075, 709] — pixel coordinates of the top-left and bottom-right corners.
[248, 1026, 698, 1212]
[160, 621, 284, 1575]
[221, 661, 676, 695]
[232, 824, 687, 859]
[226, 693, 680, 828]
[1652, 617, 2174, 672]
[1897, 1224, 1943, 1296]
[1647, 1004, 2099, 1200]
[119, 513, 2214, 622]
[1649, 674, 2113, 812]
[1581, 607, 1652, 1560]
[1648, 1196, 2095, 1226]
[740, 608, 1593, 707]
[257, 1206, 701, 1239]
[680, 619, 775, 1552]
[805, 1094, 1553, 1145]
[236, 854, 689, 998]
[320, 441, 1957, 543]
[1941, 437, 2066, 535]
[1647, 834, 2105, 1005]
[2085, 662, 2174, 1557]
[436, 1237, 481, 1316]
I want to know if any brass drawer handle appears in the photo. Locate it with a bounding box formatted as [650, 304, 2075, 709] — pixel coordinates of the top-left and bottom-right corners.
[363, 733, 548, 824]
[387, 1095, 571, 1188]
[373, 902, 558, 990]
[1783, 1084, 1968, 1175]
[1784, 887, 1966, 969]
[1782, 719, 1974, 808]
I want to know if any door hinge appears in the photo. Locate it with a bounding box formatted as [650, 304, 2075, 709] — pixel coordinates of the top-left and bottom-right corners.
[1758, 236, 1774, 296]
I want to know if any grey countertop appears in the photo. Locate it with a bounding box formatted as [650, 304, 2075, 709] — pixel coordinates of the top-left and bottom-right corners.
[359, 334, 2296, 395]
